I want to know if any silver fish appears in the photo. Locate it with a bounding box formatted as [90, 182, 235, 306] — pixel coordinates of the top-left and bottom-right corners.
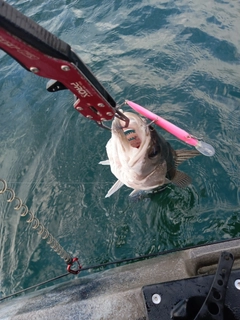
[100, 111, 200, 197]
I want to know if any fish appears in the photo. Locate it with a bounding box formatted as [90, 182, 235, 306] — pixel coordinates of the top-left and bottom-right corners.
[99, 111, 200, 198]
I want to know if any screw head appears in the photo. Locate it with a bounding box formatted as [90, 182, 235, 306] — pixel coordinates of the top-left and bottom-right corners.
[30, 67, 39, 73]
[152, 294, 161, 304]
[235, 279, 240, 290]
[61, 65, 70, 71]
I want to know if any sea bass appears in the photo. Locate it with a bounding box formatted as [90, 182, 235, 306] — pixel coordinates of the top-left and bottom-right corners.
[99, 111, 200, 197]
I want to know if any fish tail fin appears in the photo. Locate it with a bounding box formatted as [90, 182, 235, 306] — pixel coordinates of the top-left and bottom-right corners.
[175, 149, 200, 167]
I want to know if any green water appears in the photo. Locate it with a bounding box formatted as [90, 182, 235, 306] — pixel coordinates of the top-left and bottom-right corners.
[0, 0, 240, 298]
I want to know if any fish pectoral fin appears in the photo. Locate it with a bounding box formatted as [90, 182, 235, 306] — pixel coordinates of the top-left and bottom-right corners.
[105, 180, 124, 198]
[129, 189, 148, 201]
[99, 160, 110, 165]
[171, 170, 192, 188]
[129, 189, 141, 197]
[164, 178, 171, 184]
[175, 149, 200, 167]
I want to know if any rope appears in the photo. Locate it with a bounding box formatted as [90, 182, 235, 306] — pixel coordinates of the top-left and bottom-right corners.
[1, 178, 240, 303]
[0, 246, 179, 302]
[0, 179, 72, 264]
[0, 273, 70, 302]
[1, 236, 240, 302]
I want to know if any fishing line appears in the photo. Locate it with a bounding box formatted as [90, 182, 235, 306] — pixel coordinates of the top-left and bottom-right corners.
[1, 236, 240, 302]
[1, 179, 240, 303]
[2, 181, 121, 185]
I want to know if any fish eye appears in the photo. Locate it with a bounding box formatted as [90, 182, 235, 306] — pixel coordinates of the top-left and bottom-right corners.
[149, 125, 154, 131]
[148, 147, 159, 158]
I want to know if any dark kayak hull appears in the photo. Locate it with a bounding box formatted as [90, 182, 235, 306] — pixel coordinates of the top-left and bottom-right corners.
[1, 238, 240, 320]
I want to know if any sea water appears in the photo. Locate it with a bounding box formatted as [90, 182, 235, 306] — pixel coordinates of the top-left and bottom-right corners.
[0, 0, 240, 297]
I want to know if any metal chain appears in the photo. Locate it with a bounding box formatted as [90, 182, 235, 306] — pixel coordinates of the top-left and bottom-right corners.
[0, 178, 72, 264]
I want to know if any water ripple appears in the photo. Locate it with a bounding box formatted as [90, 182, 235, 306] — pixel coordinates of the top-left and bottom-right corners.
[1, 0, 240, 296]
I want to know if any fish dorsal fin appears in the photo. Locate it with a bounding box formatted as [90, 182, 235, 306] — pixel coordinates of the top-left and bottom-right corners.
[105, 180, 124, 198]
[171, 170, 192, 188]
[99, 160, 110, 165]
[175, 149, 200, 167]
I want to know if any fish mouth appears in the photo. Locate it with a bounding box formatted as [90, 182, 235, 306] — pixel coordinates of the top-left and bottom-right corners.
[112, 112, 148, 149]
[123, 128, 141, 148]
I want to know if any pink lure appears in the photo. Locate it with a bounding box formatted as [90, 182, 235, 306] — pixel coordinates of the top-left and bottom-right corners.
[125, 100, 215, 157]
